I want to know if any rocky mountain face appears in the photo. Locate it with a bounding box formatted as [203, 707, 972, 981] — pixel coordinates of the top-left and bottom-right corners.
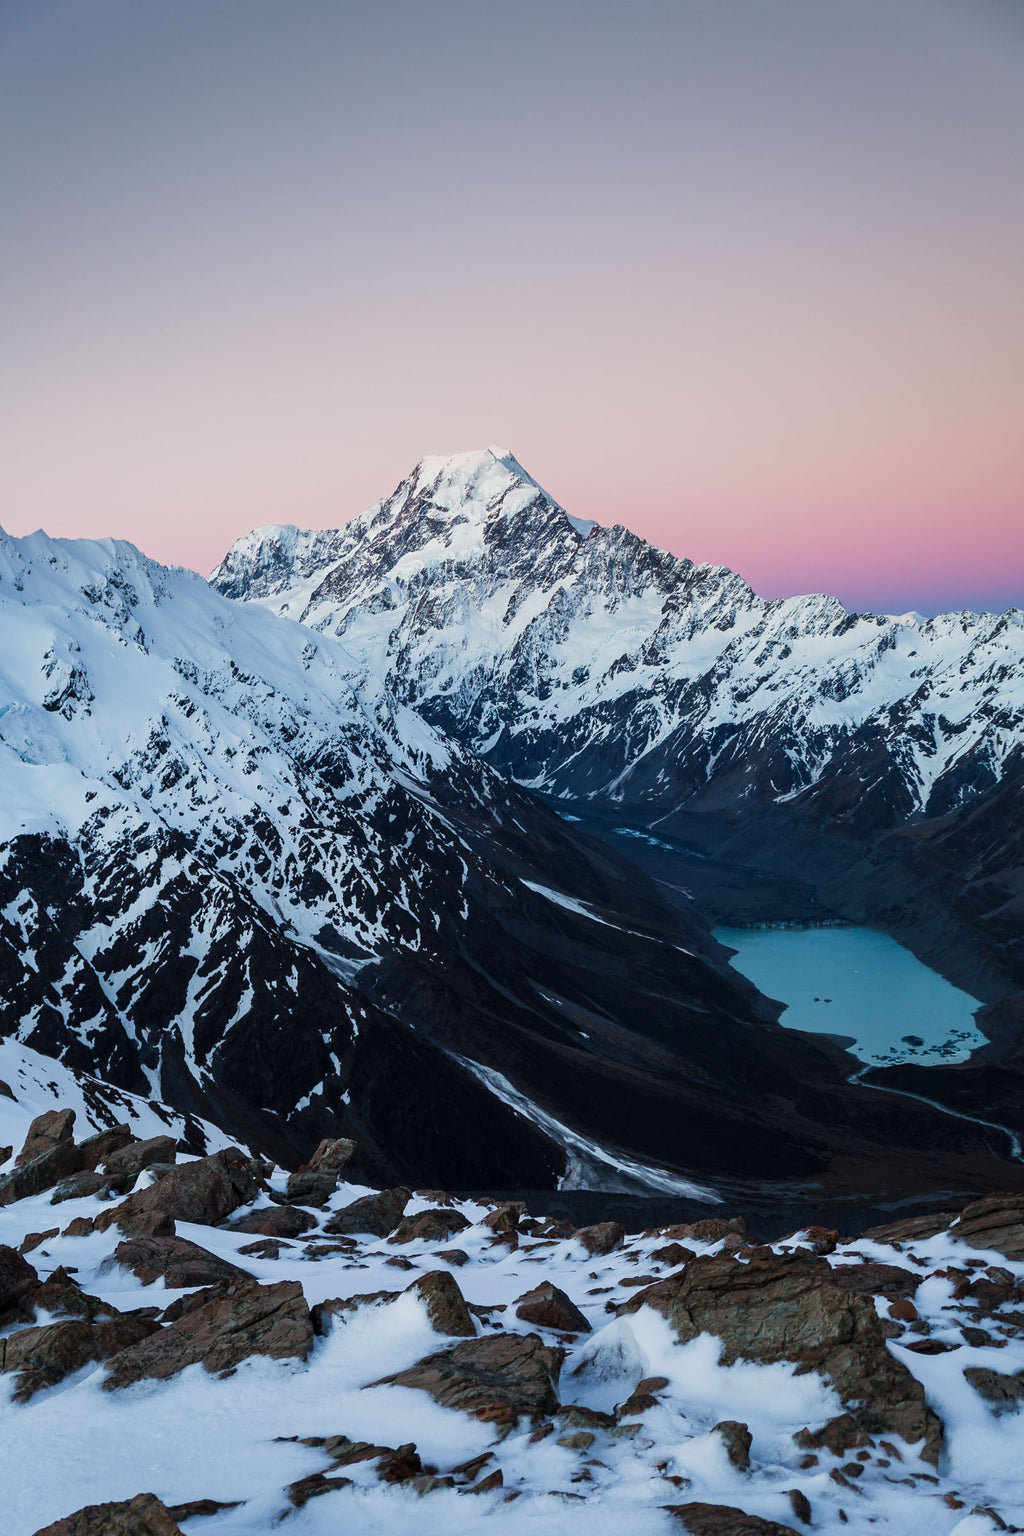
[3, 520, 1022, 1202]
[212, 448, 1024, 1001]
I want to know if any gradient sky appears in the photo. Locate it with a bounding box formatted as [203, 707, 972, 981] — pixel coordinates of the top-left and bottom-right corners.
[1, 1, 1022, 614]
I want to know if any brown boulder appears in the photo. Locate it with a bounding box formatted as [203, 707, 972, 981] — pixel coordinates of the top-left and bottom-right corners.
[31, 1492, 183, 1535]
[286, 1137, 356, 1207]
[30, 1266, 120, 1322]
[17, 1108, 76, 1164]
[389, 1206, 471, 1245]
[373, 1331, 563, 1427]
[229, 1204, 316, 1239]
[859, 1212, 957, 1246]
[103, 1135, 177, 1182]
[951, 1195, 1024, 1261]
[829, 1262, 921, 1300]
[0, 1139, 88, 1206]
[1, 1313, 160, 1400]
[663, 1217, 747, 1245]
[515, 1281, 591, 1334]
[619, 1250, 942, 1463]
[103, 1278, 313, 1389]
[109, 1235, 251, 1289]
[573, 1222, 625, 1256]
[113, 1147, 263, 1228]
[0, 1243, 39, 1325]
[714, 1420, 752, 1471]
[963, 1365, 1024, 1412]
[323, 1187, 410, 1238]
[666, 1504, 798, 1535]
[408, 1270, 476, 1336]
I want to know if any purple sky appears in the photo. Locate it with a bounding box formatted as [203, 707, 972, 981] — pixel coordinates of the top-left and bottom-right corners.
[1, 1, 1022, 614]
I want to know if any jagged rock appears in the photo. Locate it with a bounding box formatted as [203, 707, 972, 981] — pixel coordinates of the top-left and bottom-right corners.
[111, 1147, 263, 1228]
[160, 1278, 258, 1324]
[103, 1278, 313, 1389]
[0, 1139, 88, 1207]
[30, 1266, 122, 1322]
[374, 1331, 564, 1427]
[0, 1145, 11, 1165]
[619, 1250, 942, 1463]
[17, 1108, 75, 1165]
[108, 1235, 251, 1289]
[714, 1420, 752, 1471]
[375, 1444, 424, 1483]
[323, 1187, 410, 1238]
[665, 1504, 799, 1535]
[951, 1195, 1024, 1261]
[312, 1290, 400, 1333]
[408, 1269, 476, 1336]
[31, 1492, 183, 1535]
[829, 1262, 921, 1300]
[103, 1135, 177, 1181]
[1, 1313, 160, 1400]
[228, 1204, 316, 1239]
[50, 1171, 125, 1204]
[782, 1226, 837, 1256]
[859, 1213, 957, 1246]
[389, 1207, 471, 1245]
[515, 1281, 591, 1334]
[482, 1202, 525, 1242]
[440, 1248, 469, 1266]
[663, 1217, 747, 1245]
[963, 1365, 1024, 1412]
[573, 1222, 625, 1256]
[0, 1243, 39, 1325]
[286, 1471, 352, 1507]
[286, 1137, 355, 1207]
[164, 1501, 241, 1522]
[651, 1242, 697, 1267]
[785, 1489, 813, 1526]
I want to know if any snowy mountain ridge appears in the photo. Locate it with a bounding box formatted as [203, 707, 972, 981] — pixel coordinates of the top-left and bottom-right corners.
[212, 448, 1024, 830]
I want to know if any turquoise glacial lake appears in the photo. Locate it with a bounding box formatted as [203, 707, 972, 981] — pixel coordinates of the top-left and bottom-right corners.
[714, 925, 987, 1067]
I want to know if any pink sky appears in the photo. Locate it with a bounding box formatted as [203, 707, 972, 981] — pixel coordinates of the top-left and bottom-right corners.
[1, 1, 1021, 615]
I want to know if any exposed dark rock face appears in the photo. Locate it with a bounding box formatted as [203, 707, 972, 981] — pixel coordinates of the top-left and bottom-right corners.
[102, 1278, 313, 1389]
[515, 1281, 591, 1334]
[31, 1494, 184, 1536]
[407, 1270, 476, 1337]
[228, 1204, 316, 1239]
[665, 1505, 799, 1535]
[111, 1147, 264, 1228]
[389, 1207, 472, 1245]
[103, 1136, 178, 1181]
[109, 1235, 250, 1289]
[285, 1137, 355, 1206]
[1, 1312, 160, 1400]
[618, 1250, 942, 1463]
[323, 1187, 410, 1237]
[374, 1331, 565, 1426]
[17, 1108, 76, 1164]
[0, 1243, 39, 1325]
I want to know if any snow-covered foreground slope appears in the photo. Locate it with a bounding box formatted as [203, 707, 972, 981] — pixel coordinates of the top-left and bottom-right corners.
[3, 1098, 1024, 1536]
[213, 447, 1024, 830]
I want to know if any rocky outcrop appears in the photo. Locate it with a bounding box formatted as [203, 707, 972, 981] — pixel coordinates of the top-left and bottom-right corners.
[1, 1312, 160, 1401]
[515, 1281, 591, 1334]
[17, 1108, 76, 1164]
[102, 1279, 313, 1389]
[323, 1187, 409, 1238]
[373, 1331, 564, 1427]
[229, 1204, 316, 1239]
[407, 1270, 476, 1337]
[108, 1235, 250, 1289]
[110, 1148, 263, 1228]
[285, 1137, 355, 1206]
[951, 1195, 1024, 1261]
[31, 1493, 184, 1536]
[665, 1506, 799, 1535]
[0, 1243, 39, 1325]
[103, 1136, 178, 1182]
[573, 1221, 625, 1256]
[389, 1207, 471, 1245]
[619, 1250, 942, 1463]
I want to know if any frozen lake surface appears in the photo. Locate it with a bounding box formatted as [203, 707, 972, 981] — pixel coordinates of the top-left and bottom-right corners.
[715, 924, 987, 1067]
